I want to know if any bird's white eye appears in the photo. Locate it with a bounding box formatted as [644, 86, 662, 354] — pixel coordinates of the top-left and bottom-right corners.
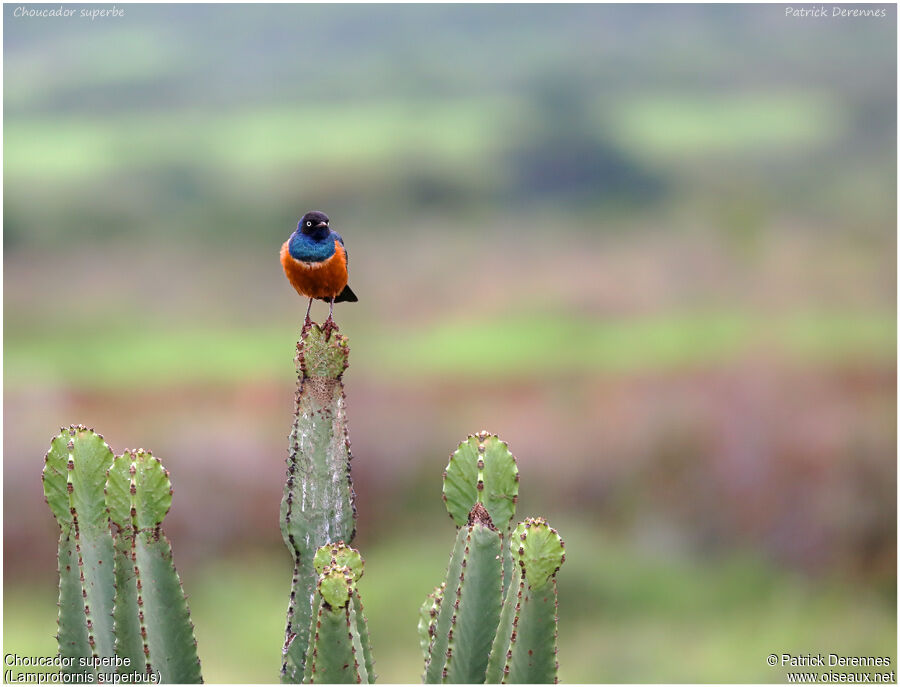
[306, 221, 312, 227]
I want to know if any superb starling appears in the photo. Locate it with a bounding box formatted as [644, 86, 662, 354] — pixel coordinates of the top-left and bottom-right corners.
[280, 211, 358, 325]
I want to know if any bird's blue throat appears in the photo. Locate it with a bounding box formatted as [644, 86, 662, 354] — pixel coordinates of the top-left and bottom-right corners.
[289, 231, 336, 263]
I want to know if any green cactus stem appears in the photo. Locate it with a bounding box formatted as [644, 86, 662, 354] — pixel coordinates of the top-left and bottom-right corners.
[43, 425, 117, 673]
[280, 324, 357, 682]
[486, 518, 565, 684]
[304, 565, 369, 684]
[423, 527, 465, 684]
[55, 527, 92, 673]
[424, 504, 503, 684]
[442, 432, 518, 595]
[312, 542, 375, 681]
[112, 533, 143, 673]
[444, 504, 503, 683]
[106, 449, 202, 683]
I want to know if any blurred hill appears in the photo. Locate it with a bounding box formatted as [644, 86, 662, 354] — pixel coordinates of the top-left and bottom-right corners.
[3, 4, 896, 249]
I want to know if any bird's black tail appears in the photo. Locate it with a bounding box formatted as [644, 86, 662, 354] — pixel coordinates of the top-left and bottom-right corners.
[334, 284, 358, 303]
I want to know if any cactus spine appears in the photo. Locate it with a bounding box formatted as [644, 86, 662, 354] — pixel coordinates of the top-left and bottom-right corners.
[43, 426, 117, 674]
[106, 449, 202, 682]
[280, 324, 358, 682]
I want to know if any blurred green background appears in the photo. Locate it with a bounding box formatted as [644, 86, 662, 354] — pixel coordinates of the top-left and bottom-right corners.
[4, 4, 896, 683]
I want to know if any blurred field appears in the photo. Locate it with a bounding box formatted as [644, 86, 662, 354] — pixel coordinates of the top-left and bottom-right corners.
[4, 526, 896, 683]
[4, 4, 896, 683]
[5, 307, 894, 388]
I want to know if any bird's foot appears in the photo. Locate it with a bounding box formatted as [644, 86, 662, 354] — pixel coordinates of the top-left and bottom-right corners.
[322, 316, 339, 341]
[300, 315, 314, 340]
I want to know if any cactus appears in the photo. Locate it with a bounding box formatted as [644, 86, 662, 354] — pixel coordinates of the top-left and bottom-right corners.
[311, 542, 375, 681]
[303, 565, 369, 683]
[443, 504, 503, 683]
[417, 585, 444, 678]
[423, 433, 519, 683]
[106, 448, 203, 682]
[280, 323, 358, 682]
[40, 326, 570, 684]
[43, 426, 117, 675]
[486, 518, 565, 684]
[442, 433, 519, 596]
[43, 428, 201, 683]
[423, 434, 565, 684]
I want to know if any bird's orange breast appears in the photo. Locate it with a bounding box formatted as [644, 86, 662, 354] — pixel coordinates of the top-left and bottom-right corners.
[280, 239, 349, 300]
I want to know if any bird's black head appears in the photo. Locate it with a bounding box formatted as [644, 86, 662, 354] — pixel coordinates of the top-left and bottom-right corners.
[299, 211, 330, 239]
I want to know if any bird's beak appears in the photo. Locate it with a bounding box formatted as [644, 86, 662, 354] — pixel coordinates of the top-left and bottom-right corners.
[316, 221, 328, 228]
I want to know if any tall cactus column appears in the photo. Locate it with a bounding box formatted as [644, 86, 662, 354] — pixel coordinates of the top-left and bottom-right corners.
[42, 426, 117, 674]
[106, 449, 202, 683]
[423, 432, 519, 684]
[280, 324, 357, 682]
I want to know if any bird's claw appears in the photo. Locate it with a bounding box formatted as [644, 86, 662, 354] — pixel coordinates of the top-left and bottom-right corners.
[301, 315, 313, 340]
[322, 316, 339, 341]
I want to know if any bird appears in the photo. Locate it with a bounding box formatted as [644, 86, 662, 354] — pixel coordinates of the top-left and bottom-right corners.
[280, 210, 358, 327]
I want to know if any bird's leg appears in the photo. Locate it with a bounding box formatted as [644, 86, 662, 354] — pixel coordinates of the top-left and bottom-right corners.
[323, 298, 338, 340]
[301, 298, 313, 339]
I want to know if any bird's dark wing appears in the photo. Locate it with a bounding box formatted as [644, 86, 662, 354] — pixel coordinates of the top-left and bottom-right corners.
[330, 231, 357, 302]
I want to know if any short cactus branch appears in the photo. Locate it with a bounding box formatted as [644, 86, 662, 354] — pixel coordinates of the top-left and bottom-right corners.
[280, 324, 358, 682]
[304, 565, 369, 683]
[310, 542, 375, 681]
[488, 518, 565, 684]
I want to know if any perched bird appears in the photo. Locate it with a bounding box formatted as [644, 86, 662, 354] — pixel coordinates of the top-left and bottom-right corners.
[280, 210, 358, 325]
